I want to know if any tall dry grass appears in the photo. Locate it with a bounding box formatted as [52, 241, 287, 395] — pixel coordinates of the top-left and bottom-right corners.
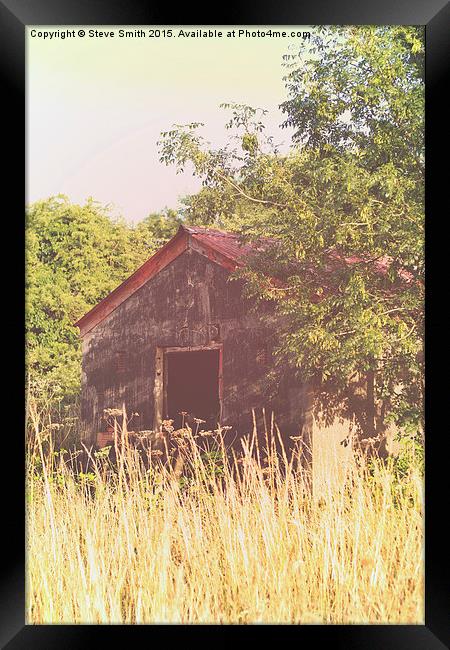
[26, 410, 424, 624]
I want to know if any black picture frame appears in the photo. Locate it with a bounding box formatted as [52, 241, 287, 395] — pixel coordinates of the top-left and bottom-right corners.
[2, 0, 448, 646]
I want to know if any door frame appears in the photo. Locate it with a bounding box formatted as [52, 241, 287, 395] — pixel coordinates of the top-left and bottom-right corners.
[153, 343, 223, 430]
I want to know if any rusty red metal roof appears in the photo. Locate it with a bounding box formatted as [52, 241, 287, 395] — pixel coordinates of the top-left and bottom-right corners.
[75, 225, 261, 336]
[325, 249, 414, 283]
[75, 224, 413, 337]
[185, 225, 265, 272]
[186, 226, 258, 263]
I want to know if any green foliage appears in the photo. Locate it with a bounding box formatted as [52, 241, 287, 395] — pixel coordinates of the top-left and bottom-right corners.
[366, 430, 424, 508]
[158, 26, 424, 437]
[78, 471, 97, 487]
[391, 430, 424, 480]
[134, 208, 182, 248]
[200, 449, 226, 478]
[282, 27, 424, 167]
[94, 446, 112, 459]
[26, 196, 178, 404]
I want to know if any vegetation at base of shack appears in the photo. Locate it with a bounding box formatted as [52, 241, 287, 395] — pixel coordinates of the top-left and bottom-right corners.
[158, 26, 424, 443]
[26, 406, 424, 624]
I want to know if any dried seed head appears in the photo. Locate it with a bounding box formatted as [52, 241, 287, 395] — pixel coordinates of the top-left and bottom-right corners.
[104, 408, 123, 417]
[162, 419, 174, 433]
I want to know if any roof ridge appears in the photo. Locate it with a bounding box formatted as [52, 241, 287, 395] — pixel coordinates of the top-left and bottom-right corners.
[183, 225, 241, 238]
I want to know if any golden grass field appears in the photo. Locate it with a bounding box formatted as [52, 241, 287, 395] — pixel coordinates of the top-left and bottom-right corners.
[26, 413, 424, 625]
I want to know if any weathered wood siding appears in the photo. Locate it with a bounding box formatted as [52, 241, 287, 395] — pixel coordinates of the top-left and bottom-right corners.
[81, 248, 310, 444]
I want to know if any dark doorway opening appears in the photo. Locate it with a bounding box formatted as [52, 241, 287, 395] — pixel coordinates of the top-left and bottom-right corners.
[165, 349, 220, 430]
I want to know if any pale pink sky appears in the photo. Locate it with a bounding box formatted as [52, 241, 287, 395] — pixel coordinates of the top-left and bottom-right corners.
[27, 27, 303, 222]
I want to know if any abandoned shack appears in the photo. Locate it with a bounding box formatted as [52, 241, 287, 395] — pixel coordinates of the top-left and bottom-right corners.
[75, 225, 315, 451]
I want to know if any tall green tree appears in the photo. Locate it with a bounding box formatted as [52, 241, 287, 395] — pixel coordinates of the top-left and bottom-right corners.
[26, 196, 168, 402]
[134, 208, 182, 248]
[159, 26, 424, 440]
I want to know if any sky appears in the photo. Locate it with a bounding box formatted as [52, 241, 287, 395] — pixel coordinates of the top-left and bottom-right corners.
[26, 26, 308, 223]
